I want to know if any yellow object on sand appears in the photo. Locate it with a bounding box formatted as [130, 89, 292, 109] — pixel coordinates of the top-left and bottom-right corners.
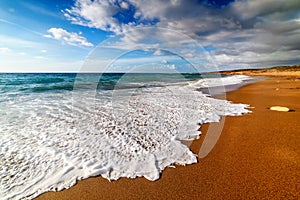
[269, 106, 290, 112]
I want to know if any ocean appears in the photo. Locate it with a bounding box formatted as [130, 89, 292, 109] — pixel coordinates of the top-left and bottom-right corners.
[0, 73, 252, 199]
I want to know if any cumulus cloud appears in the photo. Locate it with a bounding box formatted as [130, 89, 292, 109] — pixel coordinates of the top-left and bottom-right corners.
[120, 1, 129, 9]
[44, 28, 93, 47]
[64, 0, 300, 69]
[231, 0, 300, 21]
[63, 0, 130, 34]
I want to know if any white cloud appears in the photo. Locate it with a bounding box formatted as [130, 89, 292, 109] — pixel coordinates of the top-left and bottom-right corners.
[41, 49, 47, 53]
[161, 59, 168, 64]
[167, 64, 176, 70]
[0, 47, 11, 54]
[231, 0, 300, 20]
[64, 0, 122, 33]
[154, 49, 163, 55]
[64, 0, 300, 70]
[120, 1, 129, 9]
[44, 28, 93, 47]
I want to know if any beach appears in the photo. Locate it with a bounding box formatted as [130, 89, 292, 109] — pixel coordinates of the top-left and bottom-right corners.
[37, 70, 300, 199]
[2, 1, 300, 199]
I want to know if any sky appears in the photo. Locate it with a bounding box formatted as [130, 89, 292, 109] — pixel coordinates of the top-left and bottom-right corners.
[0, 0, 299, 72]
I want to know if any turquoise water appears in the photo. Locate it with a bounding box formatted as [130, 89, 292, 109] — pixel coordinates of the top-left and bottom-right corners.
[0, 73, 226, 94]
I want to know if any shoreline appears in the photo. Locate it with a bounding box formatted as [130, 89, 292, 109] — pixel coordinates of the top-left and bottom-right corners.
[37, 74, 299, 199]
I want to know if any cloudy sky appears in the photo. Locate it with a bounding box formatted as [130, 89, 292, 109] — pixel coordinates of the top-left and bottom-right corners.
[0, 0, 299, 72]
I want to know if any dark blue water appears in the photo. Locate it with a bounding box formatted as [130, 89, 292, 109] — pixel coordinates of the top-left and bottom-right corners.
[0, 73, 227, 94]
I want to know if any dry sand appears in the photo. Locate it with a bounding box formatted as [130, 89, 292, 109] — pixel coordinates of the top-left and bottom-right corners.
[37, 72, 300, 200]
[221, 65, 300, 77]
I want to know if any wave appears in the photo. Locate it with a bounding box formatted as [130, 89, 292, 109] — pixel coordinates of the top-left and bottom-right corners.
[1, 74, 68, 85]
[188, 75, 254, 88]
[31, 84, 74, 92]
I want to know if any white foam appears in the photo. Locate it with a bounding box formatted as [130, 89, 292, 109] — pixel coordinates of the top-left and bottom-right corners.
[189, 75, 253, 88]
[0, 76, 251, 199]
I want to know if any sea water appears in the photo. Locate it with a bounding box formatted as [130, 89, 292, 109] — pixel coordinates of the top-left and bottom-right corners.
[0, 73, 252, 199]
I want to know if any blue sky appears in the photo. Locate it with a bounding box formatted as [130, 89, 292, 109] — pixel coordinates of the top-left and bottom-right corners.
[0, 0, 106, 72]
[0, 0, 299, 72]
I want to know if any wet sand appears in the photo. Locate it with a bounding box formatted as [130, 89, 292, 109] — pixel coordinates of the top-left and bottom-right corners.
[37, 75, 300, 199]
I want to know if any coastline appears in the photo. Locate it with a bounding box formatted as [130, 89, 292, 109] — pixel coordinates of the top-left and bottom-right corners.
[37, 74, 300, 199]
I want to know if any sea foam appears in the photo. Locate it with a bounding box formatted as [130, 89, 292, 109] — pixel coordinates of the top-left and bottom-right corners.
[0, 75, 252, 199]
